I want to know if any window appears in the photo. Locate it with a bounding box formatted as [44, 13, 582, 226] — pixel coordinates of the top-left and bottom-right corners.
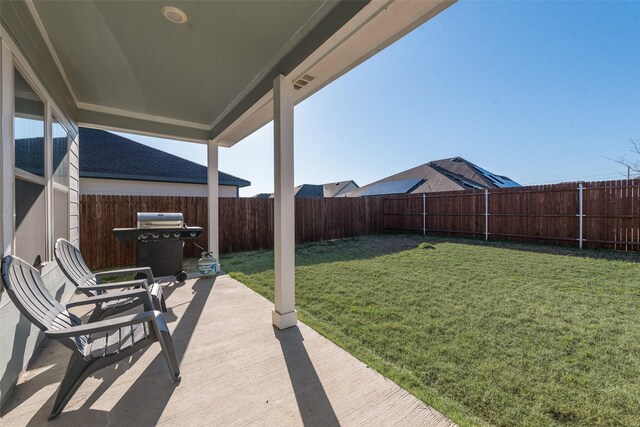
[52, 117, 70, 241]
[14, 178, 47, 266]
[52, 117, 70, 186]
[14, 70, 45, 177]
[11, 59, 76, 266]
[53, 187, 69, 242]
[14, 68, 46, 266]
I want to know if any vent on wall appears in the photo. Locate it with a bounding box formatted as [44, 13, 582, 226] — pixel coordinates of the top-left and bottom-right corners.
[294, 74, 315, 90]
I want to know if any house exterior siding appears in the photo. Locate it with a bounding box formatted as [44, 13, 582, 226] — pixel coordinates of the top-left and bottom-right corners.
[69, 136, 80, 244]
[80, 178, 239, 197]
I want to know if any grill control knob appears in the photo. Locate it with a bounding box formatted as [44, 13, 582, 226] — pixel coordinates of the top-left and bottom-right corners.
[174, 232, 181, 238]
[141, 233, 148, 239]
[163, 233, 170, 238]
[190, 231, 196, 237]
[152, 233, 159, 239]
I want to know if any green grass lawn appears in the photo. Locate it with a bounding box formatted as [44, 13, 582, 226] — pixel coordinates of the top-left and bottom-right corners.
[221, 234, 640, 427]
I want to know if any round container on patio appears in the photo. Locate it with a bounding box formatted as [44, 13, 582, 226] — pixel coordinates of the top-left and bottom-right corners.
[198, 252, 217, 275]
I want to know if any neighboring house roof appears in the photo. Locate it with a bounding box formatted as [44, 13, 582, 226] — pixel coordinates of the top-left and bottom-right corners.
[294, 184, 324, 198]
[428, 157, 520, 189]
[323, 180, 359, 197]
[344, 163, 466, 197]
[79, 128, 250, 187]
[360, 178, 425, 196]
[295, 180, 361, 198]
[254, 180, 359, 198]
[344, 157, 520, 197]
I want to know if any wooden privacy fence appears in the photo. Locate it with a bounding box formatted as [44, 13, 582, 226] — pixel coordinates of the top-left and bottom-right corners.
[383, 179, 640, 250]
[80, 179, 640, 270]
[80, 195, 385, 269]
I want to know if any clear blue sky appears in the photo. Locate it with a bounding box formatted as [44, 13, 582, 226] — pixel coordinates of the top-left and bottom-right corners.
[117, 0, 640, 196]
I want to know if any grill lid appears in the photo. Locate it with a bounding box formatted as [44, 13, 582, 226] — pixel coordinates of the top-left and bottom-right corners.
[137, 212, 184, 229]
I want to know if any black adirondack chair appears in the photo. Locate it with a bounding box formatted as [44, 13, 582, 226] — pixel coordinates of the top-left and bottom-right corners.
[1, 255, 180, 419]
[55, 238, 166, 322]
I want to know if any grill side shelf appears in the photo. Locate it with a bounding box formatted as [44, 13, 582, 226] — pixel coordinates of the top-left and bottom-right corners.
[113, 227, 203, 242]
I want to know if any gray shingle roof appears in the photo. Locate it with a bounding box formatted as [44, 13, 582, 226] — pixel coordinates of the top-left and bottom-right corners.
[294, 184, 324, 198]
[79, 128, 250, 187]
[253, 180, 359, 198]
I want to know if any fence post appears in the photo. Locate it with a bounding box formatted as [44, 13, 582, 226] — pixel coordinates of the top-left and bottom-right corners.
[484, 189, 489, 241]
[578, 182, 583, 249]
[422, 193, 426, 236]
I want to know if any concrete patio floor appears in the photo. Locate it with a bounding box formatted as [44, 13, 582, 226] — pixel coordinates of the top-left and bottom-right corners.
[1, 274, 454, 426]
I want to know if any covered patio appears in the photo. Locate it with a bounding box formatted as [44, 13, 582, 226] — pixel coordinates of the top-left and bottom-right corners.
[1, 274, 453, 426]
[1, 0, 457, 422]
[1, 0, 455, 330]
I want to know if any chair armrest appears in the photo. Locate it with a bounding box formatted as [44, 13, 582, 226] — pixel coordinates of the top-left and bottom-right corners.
[45, 311, 156, 339]
[65, 288, 152, 310]
[95, 267, 155, 284]
[81, 279, 148, 291]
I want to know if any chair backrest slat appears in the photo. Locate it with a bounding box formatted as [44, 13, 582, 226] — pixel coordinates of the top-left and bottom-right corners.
[2, 256, 65, 329]
[54, 239, 98, 296]
[1, 256, 84, 352]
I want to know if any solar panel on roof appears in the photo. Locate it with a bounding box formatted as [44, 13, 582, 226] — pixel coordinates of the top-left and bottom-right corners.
[447, 175, 485, 189]
[473, 165, 520, 188]
[361, 178, 424, 196]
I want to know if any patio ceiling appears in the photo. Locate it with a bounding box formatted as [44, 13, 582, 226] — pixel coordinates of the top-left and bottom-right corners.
[4, 0, 454, 145]
[30, 0, 363, 139]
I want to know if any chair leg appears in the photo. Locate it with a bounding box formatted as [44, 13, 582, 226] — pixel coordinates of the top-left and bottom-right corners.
[50, 356, 93, 419]
[161, 294, 167, 312]
[159, 330, 181, 381]
[148, 315, 180, 381]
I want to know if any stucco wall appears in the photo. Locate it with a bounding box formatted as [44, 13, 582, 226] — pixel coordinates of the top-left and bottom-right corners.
[80, 178, 239, 197]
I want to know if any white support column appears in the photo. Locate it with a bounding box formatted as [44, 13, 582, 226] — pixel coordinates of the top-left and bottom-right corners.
[272, 74, 297, 330]
[207, 140, 220, 270]
[0, 41, 15, 258]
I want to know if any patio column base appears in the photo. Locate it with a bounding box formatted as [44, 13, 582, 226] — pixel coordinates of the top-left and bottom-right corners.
[272, 309, 297, 330]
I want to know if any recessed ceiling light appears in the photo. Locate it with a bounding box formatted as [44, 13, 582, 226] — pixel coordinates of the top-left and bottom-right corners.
[162, 6, 188, 24]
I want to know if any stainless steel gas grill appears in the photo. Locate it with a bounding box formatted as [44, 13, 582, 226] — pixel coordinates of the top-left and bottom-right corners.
[113, 212, 203, 282]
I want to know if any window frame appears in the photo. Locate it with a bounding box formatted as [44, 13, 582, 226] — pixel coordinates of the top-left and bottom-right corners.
[51, 111, 70, 192]
[51, 111, 71, 245]
[11, 54, 74, 267]
[13, 64, 47, 186]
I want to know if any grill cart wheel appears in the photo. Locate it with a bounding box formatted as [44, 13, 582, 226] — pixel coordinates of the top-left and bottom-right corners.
[176, 271, 188, 282]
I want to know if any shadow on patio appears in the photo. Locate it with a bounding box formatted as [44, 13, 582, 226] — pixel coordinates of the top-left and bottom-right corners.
[274, 326, 339, 427]
[2, 274, 453, 426]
